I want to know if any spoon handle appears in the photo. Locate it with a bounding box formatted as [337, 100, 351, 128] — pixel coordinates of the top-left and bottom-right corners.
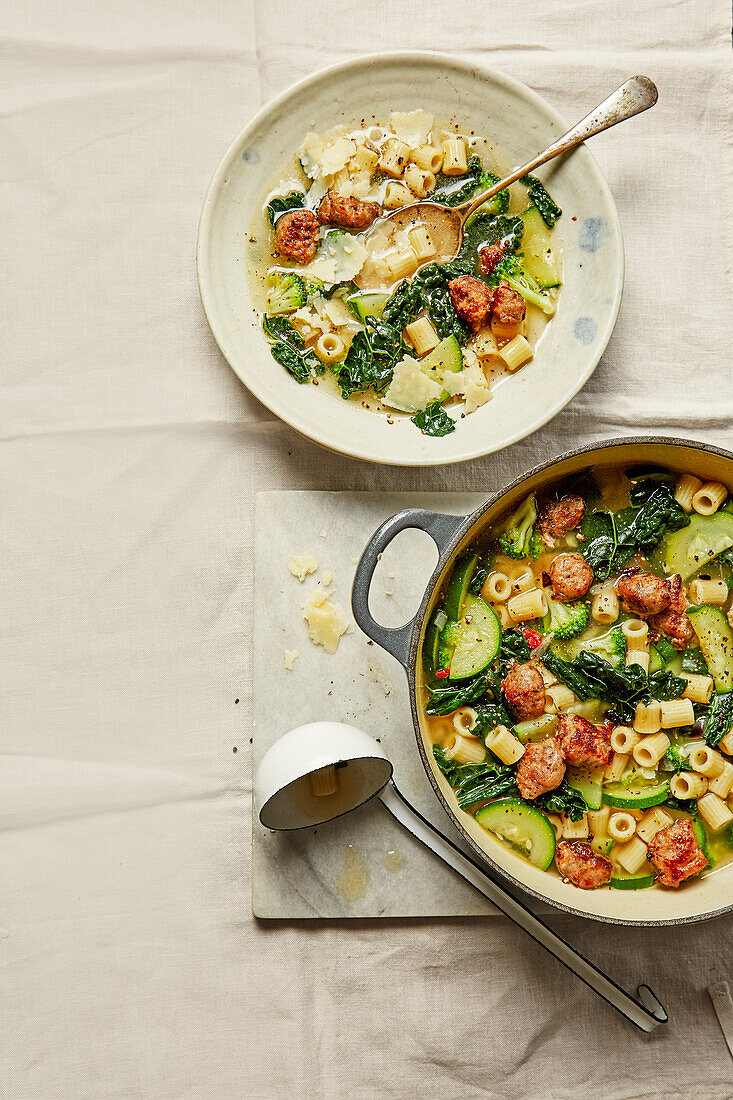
[379, 779, 668, 1033]
[461, 76, 658, 221]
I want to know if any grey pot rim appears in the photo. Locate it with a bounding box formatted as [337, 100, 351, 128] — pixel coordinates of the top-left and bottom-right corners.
[405, 435, 733, 926]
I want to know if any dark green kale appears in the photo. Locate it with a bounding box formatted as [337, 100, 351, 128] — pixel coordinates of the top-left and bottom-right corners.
[331, 316, 406, 399]
[458, 214, 523, 265]
[431, 155, 484, 207]
[580, 482, 690, 580]
[652, 636, 678, 668]
[426, 672, 494, 716]
[520, 174, 562, 227]
[702, 692, 733, 748]
[497, 628, 531, 673]
[472, 701, 512, 734]
[534, 780, 587, 822]
[262, 315, 323, 383]
[468, 555, 493, 595]
[411, 402, 455, 437]
[664, 794, 697, 813]
[382, 260, 472, 344]
[579, 511, 619, 581]
[432, 746, 517, 808]
[266, 191, 305, 225]
[542, 650, 684, 724]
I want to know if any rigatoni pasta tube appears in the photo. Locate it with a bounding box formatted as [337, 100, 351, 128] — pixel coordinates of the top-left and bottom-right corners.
[499, 334, 533, 372]
[383, 249, 417, 281]
[634, 701, 661, 734]
[689, 578, 729, 606]
[411, 144, 443, 172]
[440, 136, 468, 175]
[378, 137, 411, 178]
[315, 332, 346, 364]
[659, 698, 695, 729]
[587, 806, 610, 836]
[608, 812, 636, 842]
[483, 571, 511, 602]
[473, 329, 500, 360]
[632, 732, 670, 768]
[561, 813, 589, 839]
[692, 480, 728, 515]
[592, 587, 619, 624]
[669, 772, 708, 800]
[680, 673, 714, 705]
[513, 571, 535, 593]
[613, 836, 649, 874]
[485, 725, 525, 766]
[309, 765, 338, 797]
[719, 729, 733, 755]
[626, 649, 649, 673]
[622, 619, 649, 649]
[405, 315, 440, 357]
[689, 745, 725, 777]
[452, 707, 478, 734]
[494, 603, 513, 629]
[545, 683, 577, 712]
[708, 762, 733, 799]
[490, 316, 522, 342]
[404, 164, 436, 198]
[446, 733, 486, 765]
[383, 181, 413, 208]
[407, 225, 436, 261]
[697, 792, 733, 832]
[636, 807, 673, 843]
[610, 726, 640, 754]
[605, 752, 630, 782]
[507, 587, 547, 622]
[675, 473, 703, 513]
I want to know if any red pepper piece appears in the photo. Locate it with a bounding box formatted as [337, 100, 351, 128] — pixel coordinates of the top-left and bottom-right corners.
[435, 668, 450, 679]
[523, 629, 543, 650]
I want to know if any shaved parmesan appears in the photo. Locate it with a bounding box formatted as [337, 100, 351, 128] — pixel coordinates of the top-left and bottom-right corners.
[382, 355, 443, 413]
[288, 555, 318, 582]
[283, 649, 300, 671]
[303, 232, 368, 284]
[389, 110, 434, 149]
[302, 590, 350, 654]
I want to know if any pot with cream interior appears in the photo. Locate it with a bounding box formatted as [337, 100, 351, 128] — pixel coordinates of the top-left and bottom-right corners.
[351, 437, 733, 925]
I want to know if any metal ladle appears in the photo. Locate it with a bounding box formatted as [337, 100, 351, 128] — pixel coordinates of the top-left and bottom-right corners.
[255, 721, 667, 1033]
[365, 75, 658, 276]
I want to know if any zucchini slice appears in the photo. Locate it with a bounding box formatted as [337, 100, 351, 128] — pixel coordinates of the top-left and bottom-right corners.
[521, 207, 561, 289]
[444, 552, 478, 621]
[610, 871, 654, 890]
[687, 605, 733, 693]
[348, 291, 388, 323]
[602, 780, 670, 810]
[475, 799, 556, 870]
[566, 765, 605, 811]
[448, 594, 502, 681]
[664, 511, 733, 581]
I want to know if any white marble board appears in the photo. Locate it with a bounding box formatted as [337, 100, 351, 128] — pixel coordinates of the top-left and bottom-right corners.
[252, 490, 528, 919]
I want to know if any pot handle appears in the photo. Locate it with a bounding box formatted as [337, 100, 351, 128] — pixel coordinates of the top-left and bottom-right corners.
[351, 508, 464, 670]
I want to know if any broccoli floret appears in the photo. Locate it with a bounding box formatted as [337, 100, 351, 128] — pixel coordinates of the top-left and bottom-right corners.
[473, 172, 510, 216]
[266, 271, 307, 314]
[545, 596, 589, 640]
[497, 494, 543, 559]
[662, 743, 689, 772]
[492, 254, 556, 316]
[579, 626, 627, 667]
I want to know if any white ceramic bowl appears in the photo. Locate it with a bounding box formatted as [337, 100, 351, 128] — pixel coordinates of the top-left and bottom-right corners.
[197, 51, 624, 466]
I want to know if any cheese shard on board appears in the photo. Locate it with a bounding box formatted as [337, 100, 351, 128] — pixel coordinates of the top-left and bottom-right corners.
[288, 555, 318, 582]
[302, 590, 350, 654]
[283, 649, 300, 672]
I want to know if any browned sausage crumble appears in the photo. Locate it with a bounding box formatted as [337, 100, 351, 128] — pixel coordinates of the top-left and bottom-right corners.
[492, 280, 526, 326]
[515, 737, 566, 800]
[549, 552, 594, 602]
[538, 495, 585, 547]
[317, 191, 380, 230]
[503, 661, 546, 720]
[615, 572, 671, 618]
[557, 714, 613, 768]
[649, 574, 694, 650]
[448, 276, 494, 332]
[275, 209, 320, 264]
[647, 819, 709, 888]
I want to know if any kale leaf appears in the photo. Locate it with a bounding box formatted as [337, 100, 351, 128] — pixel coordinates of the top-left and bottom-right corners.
[433, 746, 516, 808]
[681, 646, 709, 675]
[542, 649, 684, 724]
[580, 482, 689, 580]
[648, 669, 688, 702]
[534, 780, 588, 822]
[411, 402, 455, 437]
[262, 314, 323, 383]
[382, 260, 472, 344]
[426, 672, 493, 716]
[520, 174, 562, 227]
[266, 191, 305, 225]
[652, 636, 678, 668]
[458, 214, 523, 266]
[578, 511, 618, 581]
[332, 316, 405, 398]
[431, 155, 484, 207]
[496, 628, 531, 679]
[702, 692, 733, 748]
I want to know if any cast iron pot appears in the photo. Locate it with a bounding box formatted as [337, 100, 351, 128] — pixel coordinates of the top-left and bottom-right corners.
[352, 437, 733, 925]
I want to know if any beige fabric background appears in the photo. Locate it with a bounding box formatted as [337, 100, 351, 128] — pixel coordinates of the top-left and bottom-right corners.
[2, 1, 732, 1096]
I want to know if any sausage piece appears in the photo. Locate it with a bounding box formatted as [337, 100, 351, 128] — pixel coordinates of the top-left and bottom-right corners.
[549, 552, 594, 602]
[478, 243, 507, 276]
[515, 737, 565, 800]
[492, 281, 526, 326]
[649, 574, 695, 650]
[557, 714, 613, 768]
[555, 841, 613, 889]
[615, 572, 671, 618]
[317, 191, 380, 230]
[538, 495, 585, 548]
[448, 276, 494, 332]
[647, 819, 709, 888]
[503, 661, 546, 720]
[275, 209, 320, 264]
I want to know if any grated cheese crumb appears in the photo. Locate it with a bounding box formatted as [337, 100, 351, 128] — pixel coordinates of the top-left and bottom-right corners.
[302, 590, 350, 654]
[283, 649, 300, 672]
[288, 555, 318, 582]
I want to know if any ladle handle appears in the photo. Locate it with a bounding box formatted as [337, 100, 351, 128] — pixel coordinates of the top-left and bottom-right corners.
[379, 780, 668, 1033]
[461, 75, 658, 222]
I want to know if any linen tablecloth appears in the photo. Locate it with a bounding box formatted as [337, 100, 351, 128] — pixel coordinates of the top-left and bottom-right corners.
[2, 1, 732, 1096]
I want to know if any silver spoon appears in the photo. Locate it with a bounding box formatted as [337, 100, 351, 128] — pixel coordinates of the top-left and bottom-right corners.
[369, 75, 658, 273]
